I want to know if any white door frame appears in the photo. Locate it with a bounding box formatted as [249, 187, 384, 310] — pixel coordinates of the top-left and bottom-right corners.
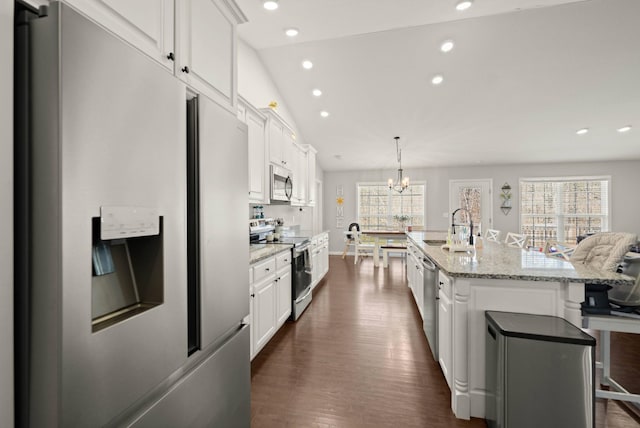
[449, 179, 493, 232]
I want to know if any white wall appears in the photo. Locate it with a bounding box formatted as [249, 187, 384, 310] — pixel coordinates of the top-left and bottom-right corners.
[324, 160, 640, 253]
[1, 0, 13, 426]
[237, 39, 305, 145]
[239, 38, 326, 231]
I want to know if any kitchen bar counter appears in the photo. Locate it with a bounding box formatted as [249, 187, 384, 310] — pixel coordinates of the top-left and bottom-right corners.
[249, 244, 293, 264]
[407, 231, 634, 286]
[406, 231, 634, 421]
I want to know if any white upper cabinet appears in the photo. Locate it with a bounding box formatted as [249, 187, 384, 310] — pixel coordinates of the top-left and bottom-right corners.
[63, 0, 175, 71]
[262, 108, 294, 170]
[267, 118, 285, 166]
[63, 0, 247, 111]
[238, 97, 267, 203]
[291, 143, 307, 206]
[177, 0, 245, 111]
[257, 107, 319, 207]
[306, 147, 317, 207]
[282, 128, 295, 169]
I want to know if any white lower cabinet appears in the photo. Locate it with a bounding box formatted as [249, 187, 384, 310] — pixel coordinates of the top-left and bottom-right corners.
[310, 232, 329, 289]
[438, 271, 453, 388]
[250, 250, 291, 360]
[251, 275, 276, 358]
[275, 251, 292, 327]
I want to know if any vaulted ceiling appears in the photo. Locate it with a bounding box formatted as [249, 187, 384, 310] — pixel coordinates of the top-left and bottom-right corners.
[236, 0, 640, 171]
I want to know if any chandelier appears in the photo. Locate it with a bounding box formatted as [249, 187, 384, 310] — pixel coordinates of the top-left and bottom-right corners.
[388, 136, 409, 193]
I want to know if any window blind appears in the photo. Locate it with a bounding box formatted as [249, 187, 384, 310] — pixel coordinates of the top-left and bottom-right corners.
[520, 177, 610, 246]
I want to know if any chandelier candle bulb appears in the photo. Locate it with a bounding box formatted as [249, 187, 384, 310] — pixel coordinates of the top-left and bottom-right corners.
[388, 136, 409, 193]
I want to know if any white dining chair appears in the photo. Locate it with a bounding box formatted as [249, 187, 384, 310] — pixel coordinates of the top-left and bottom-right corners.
[485, 229, 501, 243]
[353, 231, 376, 264]
[504, 232, 528, 248]
[542, 240, 576, 261]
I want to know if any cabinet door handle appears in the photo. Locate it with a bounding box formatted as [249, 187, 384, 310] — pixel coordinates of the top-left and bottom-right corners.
[166, 52, 175, 61]
[181, 66, 190, 73]
[439, 281, 444, 285]
[250, 293, 255, 298]
[265, 267, 270, 272]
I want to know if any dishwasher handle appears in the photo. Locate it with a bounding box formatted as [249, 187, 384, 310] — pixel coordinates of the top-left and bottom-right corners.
[421, 257, 436, 271]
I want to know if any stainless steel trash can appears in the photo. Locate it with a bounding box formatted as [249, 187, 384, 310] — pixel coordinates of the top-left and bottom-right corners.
[485, 311, 595, 428]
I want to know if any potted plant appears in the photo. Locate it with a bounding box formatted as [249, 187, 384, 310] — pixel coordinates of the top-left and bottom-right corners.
[393, 214, 410, 231]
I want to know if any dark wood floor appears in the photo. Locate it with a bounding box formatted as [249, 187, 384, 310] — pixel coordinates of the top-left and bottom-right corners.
[251, 255, 640, 428]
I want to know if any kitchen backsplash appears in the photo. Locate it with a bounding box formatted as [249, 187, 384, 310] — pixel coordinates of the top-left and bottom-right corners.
[249, 203, 313, 230]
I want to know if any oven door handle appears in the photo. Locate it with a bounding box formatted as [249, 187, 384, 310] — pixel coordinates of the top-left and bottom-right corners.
[295, 287, 312, 304]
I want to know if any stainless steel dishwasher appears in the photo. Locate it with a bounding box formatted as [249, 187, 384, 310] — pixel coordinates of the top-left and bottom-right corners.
[422, 256, 439, 360]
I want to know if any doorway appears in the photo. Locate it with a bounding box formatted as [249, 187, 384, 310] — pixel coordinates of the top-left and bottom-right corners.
[449, 179, 493, 233]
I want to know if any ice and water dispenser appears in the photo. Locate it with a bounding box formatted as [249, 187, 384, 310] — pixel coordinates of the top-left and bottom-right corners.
[91, 207, 164, 332]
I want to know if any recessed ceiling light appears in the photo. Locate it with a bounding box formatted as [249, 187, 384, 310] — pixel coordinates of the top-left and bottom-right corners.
[617, 125, 632, 133]
[320, 111, 329, 118]
[456, 0, 473, 11]
[431, 74, 444, 85]
[312, 89, 322, 97]
[263, 0, 278, 11]
[576, 128, 589, 135]
[285, 28, 299, 37]
[302, 60, 313, 70]
[440, 40, 455, 53]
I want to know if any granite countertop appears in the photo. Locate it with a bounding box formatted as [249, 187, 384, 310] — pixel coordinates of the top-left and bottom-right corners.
[280, 228, 330, 238]
[249, 244, 293, 264]
[407, 232, 634, 286]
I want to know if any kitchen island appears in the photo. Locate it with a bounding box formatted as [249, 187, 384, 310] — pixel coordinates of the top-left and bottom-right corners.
[406, 231, 635, 420]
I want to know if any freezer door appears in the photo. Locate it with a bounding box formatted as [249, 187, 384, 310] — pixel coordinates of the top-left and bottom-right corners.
[198, 96, 249, 348]
[130, 326, 250, 428]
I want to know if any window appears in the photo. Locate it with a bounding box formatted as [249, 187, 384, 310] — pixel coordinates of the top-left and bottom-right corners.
[520, 176, 610, 246]
[357, 182, 426, 230]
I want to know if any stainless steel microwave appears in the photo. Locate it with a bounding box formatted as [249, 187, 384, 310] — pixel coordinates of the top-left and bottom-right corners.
[270, 164, 293, 203]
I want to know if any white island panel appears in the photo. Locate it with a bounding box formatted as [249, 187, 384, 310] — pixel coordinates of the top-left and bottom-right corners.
[406, 232, 633, 420]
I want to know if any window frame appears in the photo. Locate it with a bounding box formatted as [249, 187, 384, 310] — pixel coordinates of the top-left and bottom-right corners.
[356, 181, 427, 230]
[519, 175, 612, 245]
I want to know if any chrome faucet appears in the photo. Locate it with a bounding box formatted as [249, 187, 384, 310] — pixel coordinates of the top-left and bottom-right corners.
[451, 208, 474, 245]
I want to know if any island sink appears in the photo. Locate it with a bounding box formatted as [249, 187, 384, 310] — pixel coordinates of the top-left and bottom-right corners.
[424, 240, 446, 246]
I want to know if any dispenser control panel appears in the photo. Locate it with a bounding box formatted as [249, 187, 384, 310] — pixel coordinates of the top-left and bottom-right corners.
[100, 206, 159, 240]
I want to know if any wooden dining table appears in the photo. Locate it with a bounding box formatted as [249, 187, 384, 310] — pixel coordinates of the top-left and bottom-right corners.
[361, 230, 407, 267]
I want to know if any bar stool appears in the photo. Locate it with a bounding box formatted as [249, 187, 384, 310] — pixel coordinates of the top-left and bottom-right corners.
[504, 232, 528, 248]
[485, 229, 501, 243]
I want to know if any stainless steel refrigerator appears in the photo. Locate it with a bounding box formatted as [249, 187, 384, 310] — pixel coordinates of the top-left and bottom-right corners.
[14, 3, 250, 426]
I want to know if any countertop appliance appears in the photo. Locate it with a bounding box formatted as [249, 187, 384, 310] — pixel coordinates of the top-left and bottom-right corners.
[250, 222, 313, 320]
[485, 311, 595, 428]
[422, 257, 439, 360]
[270, 164, 293, 203]
[14, 3, 249, 426]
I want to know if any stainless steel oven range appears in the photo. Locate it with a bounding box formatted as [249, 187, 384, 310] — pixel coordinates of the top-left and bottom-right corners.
[250, 220, 313, 320]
